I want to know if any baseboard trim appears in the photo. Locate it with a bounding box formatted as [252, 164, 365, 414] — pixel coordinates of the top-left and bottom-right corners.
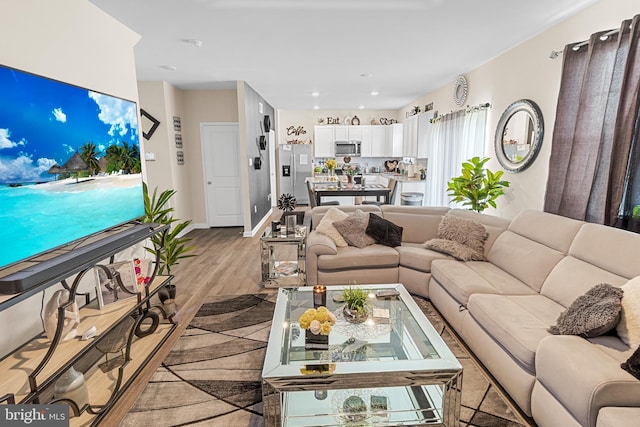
[244, 208, 273, 237]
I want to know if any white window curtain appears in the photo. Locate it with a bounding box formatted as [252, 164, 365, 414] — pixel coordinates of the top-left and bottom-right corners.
[424, 108, 487, 207]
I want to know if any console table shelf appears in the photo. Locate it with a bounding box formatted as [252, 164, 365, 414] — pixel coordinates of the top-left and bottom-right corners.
[0, 222, 180, 426]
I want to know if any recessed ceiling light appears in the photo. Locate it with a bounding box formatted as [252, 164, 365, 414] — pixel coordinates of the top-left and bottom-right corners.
[360, 73, 373, 78]
[358, 105, 365, 110]
[159, 65, 177, 71]
[311, 91, 320, 97]
[370, 91, 379, 96]
[185, 39, 203, 48]
[313, 105, 320, 110]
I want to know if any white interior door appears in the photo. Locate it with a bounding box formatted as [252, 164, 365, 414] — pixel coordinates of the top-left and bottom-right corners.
[201, 123, 242, 227]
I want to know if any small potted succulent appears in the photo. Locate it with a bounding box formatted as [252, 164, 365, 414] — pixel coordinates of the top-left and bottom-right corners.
[341, 287, 370, 323]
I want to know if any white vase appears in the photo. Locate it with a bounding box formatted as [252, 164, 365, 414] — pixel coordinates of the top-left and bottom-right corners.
[54, 366, 89, 415]
[43, 289, 80, 342]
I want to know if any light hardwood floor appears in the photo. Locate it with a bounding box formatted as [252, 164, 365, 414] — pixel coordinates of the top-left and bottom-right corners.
[108, 210, 291, 425]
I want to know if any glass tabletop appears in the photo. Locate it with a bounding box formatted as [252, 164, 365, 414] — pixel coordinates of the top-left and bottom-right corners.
[263, 284, 461, 380]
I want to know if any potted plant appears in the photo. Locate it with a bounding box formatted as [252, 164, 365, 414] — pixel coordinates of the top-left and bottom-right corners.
[447, 156, 510, 212]
[341, 287, 370, 323]
[141, 182, 197, 300]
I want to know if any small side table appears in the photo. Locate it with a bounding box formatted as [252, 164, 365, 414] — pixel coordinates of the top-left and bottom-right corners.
[261, 225, 307, 288]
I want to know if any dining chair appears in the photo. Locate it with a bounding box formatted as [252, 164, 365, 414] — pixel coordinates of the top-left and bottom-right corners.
[307, 179, 339, 208]
[362, 177, 397, 206]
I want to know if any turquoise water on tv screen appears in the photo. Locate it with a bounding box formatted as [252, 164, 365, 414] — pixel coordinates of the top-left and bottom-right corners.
[0, 177, 144, 268]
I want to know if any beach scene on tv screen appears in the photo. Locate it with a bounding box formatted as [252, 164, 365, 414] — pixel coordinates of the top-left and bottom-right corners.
[0, 65, 145, 269]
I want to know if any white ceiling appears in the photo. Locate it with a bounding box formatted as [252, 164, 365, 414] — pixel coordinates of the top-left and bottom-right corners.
[89, 0, 597, 111]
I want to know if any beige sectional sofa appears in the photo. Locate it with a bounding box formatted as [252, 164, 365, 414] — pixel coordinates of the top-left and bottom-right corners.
[305, 205, 640, 427]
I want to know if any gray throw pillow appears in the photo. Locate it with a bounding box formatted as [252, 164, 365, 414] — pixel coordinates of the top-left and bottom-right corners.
[424, 238, 485, 261]
[333, 210, 376, 248]
[424, 215, 487, 261]
[548, 283, 624, 338]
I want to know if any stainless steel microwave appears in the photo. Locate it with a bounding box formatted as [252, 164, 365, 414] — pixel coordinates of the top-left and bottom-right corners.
[335, 140, 361, 156]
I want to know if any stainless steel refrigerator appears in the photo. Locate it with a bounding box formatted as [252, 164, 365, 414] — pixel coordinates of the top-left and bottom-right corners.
[278, 144, 313, 205]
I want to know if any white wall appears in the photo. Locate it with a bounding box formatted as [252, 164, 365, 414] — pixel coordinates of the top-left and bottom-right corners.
[0, 0, 141, 357]
[401, 0, 638, 219]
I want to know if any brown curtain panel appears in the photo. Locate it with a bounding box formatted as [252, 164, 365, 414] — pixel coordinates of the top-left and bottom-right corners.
[544, 15, 640, 231]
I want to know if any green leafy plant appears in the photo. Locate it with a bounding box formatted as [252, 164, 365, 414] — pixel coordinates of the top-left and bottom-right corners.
[341, 287, 369, 314]
[141, 182, 196, 274]
[447, 156, 510, 212]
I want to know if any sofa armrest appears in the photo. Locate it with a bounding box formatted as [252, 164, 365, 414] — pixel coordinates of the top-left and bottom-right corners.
[306, 231, 337, 286]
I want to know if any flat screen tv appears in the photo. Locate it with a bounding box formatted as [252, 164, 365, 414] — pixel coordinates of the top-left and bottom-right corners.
[0, 64, 145, 273]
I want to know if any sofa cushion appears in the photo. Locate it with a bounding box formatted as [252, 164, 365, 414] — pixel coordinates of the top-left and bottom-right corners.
[487, 230, 565, 292]
[468, 294, 565, 373]
[311, 205, 381, 231]
[617, 276, 640, 348]
[548, 283, 623, 338]
[333, 209, 376, 248]
[540, 256, 628, 308]
[508, 209, 584, 253]
[317, 245, 399, 271]
[535, 335, 640, 427]
[380, 206, 449, 244]
[315, 207, 349, 247]
[366, 213, 403, 247]
[396, 245, 449, 273]
[570, 223, 640, 280]
[431, 260, 537, 306]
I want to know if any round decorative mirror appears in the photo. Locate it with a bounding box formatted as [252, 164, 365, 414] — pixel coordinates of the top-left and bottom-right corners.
[494, 99, 544, 173]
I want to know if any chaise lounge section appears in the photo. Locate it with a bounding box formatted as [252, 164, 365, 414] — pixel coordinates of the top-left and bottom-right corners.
[305, 205, 640, 427]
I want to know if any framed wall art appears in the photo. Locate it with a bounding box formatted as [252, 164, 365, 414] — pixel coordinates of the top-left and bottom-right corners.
[95, 261, 138, 309]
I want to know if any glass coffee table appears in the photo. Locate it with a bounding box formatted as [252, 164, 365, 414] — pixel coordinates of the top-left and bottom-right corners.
[262, 284, 462, 426]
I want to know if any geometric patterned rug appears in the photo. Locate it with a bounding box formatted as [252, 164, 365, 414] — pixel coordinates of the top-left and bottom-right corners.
[120, 293, 533, 427]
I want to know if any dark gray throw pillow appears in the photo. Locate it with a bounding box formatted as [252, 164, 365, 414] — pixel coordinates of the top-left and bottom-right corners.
[365, 213, 403, 247]
[548, 283, 624, 338]
[621, 345, 640, 380]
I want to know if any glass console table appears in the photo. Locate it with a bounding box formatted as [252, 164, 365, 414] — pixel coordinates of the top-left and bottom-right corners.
[260, 226, 306, 288]
[261, 284, 462, 426]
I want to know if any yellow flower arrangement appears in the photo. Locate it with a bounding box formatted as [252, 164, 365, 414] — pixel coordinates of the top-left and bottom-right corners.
[324, 158, 337, 171]
[298, 306, 336, 336]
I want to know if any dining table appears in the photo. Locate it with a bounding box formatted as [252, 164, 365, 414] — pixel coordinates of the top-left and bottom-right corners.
[313, 182, 391, 206]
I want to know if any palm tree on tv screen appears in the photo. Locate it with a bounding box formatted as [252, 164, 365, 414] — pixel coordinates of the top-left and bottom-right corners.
[80, 142, 100, 176]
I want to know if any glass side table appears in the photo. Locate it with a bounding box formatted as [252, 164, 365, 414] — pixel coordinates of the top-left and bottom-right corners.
[261, 225, 306, 288]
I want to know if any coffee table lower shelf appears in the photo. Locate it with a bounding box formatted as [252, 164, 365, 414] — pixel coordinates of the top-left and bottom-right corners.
[278, 384, 447, 426]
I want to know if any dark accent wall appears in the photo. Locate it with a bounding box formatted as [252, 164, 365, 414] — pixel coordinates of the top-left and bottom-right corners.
[243, 84, 275, 229]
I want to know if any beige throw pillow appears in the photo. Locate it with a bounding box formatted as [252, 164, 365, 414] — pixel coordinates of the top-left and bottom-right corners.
[617, 276, 640, 348]
[315, 207, 349, 247]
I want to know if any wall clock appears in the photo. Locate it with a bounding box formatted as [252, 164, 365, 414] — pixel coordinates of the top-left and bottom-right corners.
[453, 75, 468, 107]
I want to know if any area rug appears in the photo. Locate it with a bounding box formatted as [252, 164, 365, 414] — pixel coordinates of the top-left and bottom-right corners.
[121, 293, 532, 427]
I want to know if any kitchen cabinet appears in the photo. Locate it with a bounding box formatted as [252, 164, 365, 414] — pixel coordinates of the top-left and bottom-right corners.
[371, 125, 391, 157]
[334, 126, 349, 141]
[348, 126, 362, 140]
[313, 126, 335, 157]
[401, 114, 430, 157]
[360, 126, 372, 157]
[391, 123, 405, 157]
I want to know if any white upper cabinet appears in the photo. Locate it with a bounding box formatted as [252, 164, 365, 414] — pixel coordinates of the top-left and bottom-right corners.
[315, 124, 403, 158]
[334, 125, 349, 140]
[314, 126, 335, 157]
[371, 125, 390, 157]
